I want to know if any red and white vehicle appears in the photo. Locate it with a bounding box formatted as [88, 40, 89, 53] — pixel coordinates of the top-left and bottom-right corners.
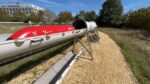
[0, 20, 97, 63]
[7, 25, 76, 40]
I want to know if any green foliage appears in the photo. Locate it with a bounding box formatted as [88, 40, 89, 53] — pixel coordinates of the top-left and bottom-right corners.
[0, 9, 56, 23]
[56, 11, 73, 23]
[75, 11, 97, 21]
[27, 12, 39, 22]
[75, 10, 85, 20]
[37, 10, 45, 22]
[124, 7, 150, 30]
[0, 23, 28, 34]
[44, 10, 56, 22]
[0, 10, 10, 22]
[86, 11, 97, 21]
[100, 28, 150, 84]
[24, 10, 46, 22]
[97, 0, 123, 27]
[12, 11, 27, 22]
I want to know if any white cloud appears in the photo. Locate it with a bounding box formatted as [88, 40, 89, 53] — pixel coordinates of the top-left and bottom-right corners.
[38, 0, 65, 7]
[38, 0, 80, 11]
[124, 0, 150, 12]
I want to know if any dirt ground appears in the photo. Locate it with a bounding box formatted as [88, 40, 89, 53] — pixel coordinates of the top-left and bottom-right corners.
[62, 32, 138, 84]
[7, 53, 65, 84]
[8, 32, 138, 84]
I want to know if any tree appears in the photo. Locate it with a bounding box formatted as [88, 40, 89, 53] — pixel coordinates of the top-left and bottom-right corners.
[75, 11, 97, 21]
[37, 10, 45, 22]
[57, 11, 72, 23]
[27, 12, 39, 22]
[97, 0, 123, 27]
[84, 11, 97, 21]
[77, 11, 86, 20]
[124, 7, 150, 30]
[0, 9, 10, 21]
[43, 10, 56, 22]
[12, 11, 27, 22]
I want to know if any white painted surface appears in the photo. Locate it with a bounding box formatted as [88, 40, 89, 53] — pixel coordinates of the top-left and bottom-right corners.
[34, 51, 74, 84]
[86, 21, 97, 31]
[0, 29, 86, 60]
[0, 33, 12, 42]
[0, 21, 97, 61]
[34, 50, 83, 84]
[56, 49, 83, 84]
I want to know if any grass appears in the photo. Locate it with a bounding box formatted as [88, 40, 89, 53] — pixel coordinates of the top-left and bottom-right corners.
[99, 27, 150, 84]
[63, 32, 137, 84]
[0, 41, 72, 83]
[0, 23, 29, 34]
[0, 23, 74, 83]
[0, 23, 149, 83]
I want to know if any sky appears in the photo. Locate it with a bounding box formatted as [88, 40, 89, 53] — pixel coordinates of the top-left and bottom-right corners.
[0, 0, 150, 16]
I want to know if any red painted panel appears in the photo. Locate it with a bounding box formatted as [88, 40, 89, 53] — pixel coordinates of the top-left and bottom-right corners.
[9, 25, 76, 40]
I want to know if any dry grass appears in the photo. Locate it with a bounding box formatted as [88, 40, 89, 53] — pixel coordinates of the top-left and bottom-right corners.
[100, 28, 150, 84]
[0, 23, 28, 34]
[0, 42, 72, 83]
[3, 31, 138, 84]
[7, 54, 64, 84]
[6, 44, 73, 84]
[62, 32, 137, 84]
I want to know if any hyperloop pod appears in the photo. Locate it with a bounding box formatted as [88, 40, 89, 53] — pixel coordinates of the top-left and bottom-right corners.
[73, 20, 97, 30]
[0, 20, 97, 65]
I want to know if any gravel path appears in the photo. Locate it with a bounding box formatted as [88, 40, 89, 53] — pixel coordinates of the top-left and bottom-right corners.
[62, 32, 138, 84]
[8, 53, 65, 84]
[8, 32, 137, 84]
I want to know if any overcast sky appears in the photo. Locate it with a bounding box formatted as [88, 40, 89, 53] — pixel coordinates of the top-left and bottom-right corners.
[0, 0, 150, 15]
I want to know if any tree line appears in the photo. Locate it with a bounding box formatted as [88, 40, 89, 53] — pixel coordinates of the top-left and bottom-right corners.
[123, 7, 150, 30]
[0, 0, 149, 30]
[0, 9, 97, 23]
[96, 0, 150, 30]
[54, 10, 97, 23]
[55, 0, 150, 30]
[0, 9, 56, 23]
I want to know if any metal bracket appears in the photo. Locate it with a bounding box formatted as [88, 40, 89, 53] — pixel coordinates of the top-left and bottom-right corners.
[72, 28, 94, 61]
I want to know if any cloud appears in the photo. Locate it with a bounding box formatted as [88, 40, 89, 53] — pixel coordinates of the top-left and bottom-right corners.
[38, 0, 65, 7]
[38, 0, 79, 11]
[69, 1, 86, 8]
[66, 1, 88, 11]
[124, 0, 150, 12]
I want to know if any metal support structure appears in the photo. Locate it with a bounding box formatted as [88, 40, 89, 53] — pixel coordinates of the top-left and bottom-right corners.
[72, 28, 94, 61]
[72, 35, 77, 53]
[88, 29, 100, 43]
[94, 29, 100, 43]
[86, 28, 93, 60]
